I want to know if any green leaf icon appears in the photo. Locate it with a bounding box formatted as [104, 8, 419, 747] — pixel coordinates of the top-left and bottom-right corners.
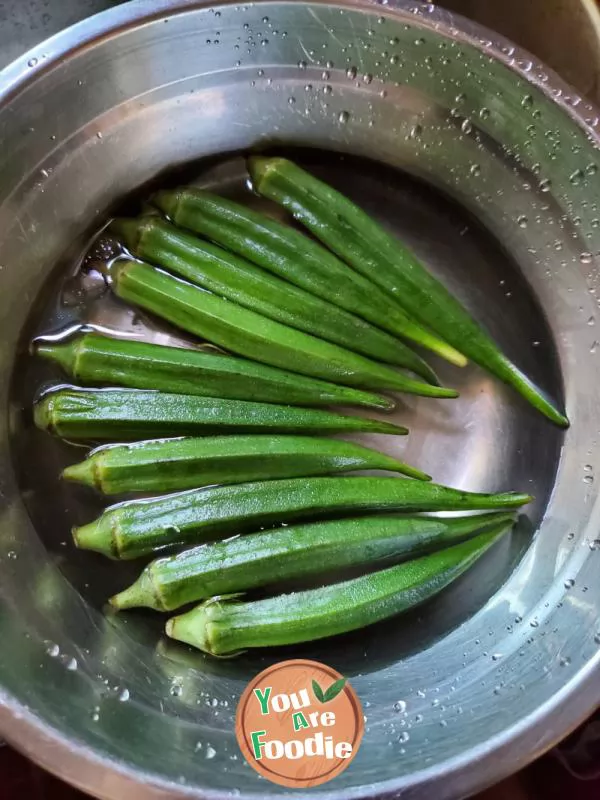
[312, 679, 325, 703]
[323, 678, 347, 702]
[312, 677, 347, 703]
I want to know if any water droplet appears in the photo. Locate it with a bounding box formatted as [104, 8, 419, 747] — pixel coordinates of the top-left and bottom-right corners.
[493, 686, 502, 695]
[346, 66, 357, 79]
[297, 60, 307, 70]
[323, 84, 332, 95]
[580, 252, 593, 264]
[398, 731, 410, 743]
[389, 54, 400, 66]
[47, 643, 60, 657]
[91, 706, 100, 722]
[119, 688, 130, 702]
[393, 700, 406, 713]
[479, 107, 490, 120]
[338, 110, 350, 124]
[170, 682, 183, 698]
[414, 37, 425, 46]
[521, 94, 534, 109]
[28, 57, 38, 68]
[409, 124, 423, 139]
[260, 39, 269, 47]
[414, 713, 423, 722]
[583, 474, 594, 484]
[288, 97, 296, 105]
[491, 653, 502, 661]
[304, 83, 312, 91]
[206, 745, 217, 759]
[460, 119, 473, 135]
[470, 163, 481, 177]
[66, 657, 78, 671]
[570, 169, 585, 185]
[564, 578, 575, 589]
[567, 532, 575, 540]
[7, 550, 17, 560]
[517, 215, 528, 228]
[530, 619, 539, 628]
[539, 177, 552, 192]
[586, 163, 598, 176]
[594, 633, 600, 644]
[560, 656, 571, 667]
[363, 73, 373, 84]
[515, 615, 523, 623]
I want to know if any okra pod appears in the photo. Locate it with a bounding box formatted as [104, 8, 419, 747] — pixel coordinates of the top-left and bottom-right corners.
[63, 434, 429, 495]
[153, 188, 466, 367]
[112, 216, 438, 383]
[112, 512, 514, 611]
[34, 388, 407, 441]
[35, 332, 394, 410]
[73, 476, 531, 560]
[248, 157, 568, 427]
[166, 525, 509, 654]
[109, 259, 458, 398]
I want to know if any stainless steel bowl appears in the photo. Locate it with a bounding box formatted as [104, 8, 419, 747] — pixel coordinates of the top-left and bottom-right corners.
[1, 1, 600, 798]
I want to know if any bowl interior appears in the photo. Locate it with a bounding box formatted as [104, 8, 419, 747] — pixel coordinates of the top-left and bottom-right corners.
[0, 2, 599, 798]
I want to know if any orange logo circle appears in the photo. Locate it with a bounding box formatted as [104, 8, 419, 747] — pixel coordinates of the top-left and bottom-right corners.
[236, 659, 364, 788]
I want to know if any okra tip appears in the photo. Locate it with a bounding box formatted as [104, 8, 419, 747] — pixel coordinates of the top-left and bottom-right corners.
[494, 491, 534, 508]
[73, 517, 118, 559]
[108, 217, 146, 253]
[32, 338, 78, 373]
[166, 603, 212, 653]
[367, 419, 409, 435]
[62, 458, 98, 490]
[111, 570, 161, 611]
[33, 395, 53, 433]
[246, 155, 282, 189]
[151, 189, 183, 220]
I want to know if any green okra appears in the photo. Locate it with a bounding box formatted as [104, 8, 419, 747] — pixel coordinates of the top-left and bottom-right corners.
[152, 187, 466, 367]
[73, 475, 531, 560]
[112, 216, 439, 383]
[165, 524, 510, 654]
[34, 388, 407, 441]
[248, 156, 569, 428]
[111, 512, 514, 611]
[34, 332, 394, 410]
[63, 434, 430, 495]
[108, 259, 458, 398]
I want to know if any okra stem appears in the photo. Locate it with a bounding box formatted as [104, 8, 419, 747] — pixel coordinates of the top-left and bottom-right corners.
[63, 434, 430, 495]
[112, 216, 440, 383]
[34, 332, 395, 410]
[34, 387, 408, 441]
[153, 188, 466, 368]
[111, 512, 514, 611]
[248, 157, 568, 427]
[165, 525, 510, 654]
[72, 476, 532, 560]
[109, 259, 459, 398]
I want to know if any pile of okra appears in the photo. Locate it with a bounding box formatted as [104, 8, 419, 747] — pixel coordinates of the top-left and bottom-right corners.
[33, 157, 563, 657]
